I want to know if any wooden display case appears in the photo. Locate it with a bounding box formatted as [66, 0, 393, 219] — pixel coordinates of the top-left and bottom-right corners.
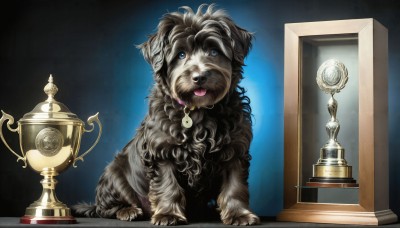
[277, 18, 397, 225]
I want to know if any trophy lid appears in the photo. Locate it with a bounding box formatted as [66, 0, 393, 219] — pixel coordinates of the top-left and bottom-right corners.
[19, 75, 83, 124]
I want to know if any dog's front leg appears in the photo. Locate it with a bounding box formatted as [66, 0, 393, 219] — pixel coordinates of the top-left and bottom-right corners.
[217, 160, 260, 225]
[149, 161, 187, 225]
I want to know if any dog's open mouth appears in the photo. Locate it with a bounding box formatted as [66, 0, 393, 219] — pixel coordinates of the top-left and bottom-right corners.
[194, 88, 207, 97]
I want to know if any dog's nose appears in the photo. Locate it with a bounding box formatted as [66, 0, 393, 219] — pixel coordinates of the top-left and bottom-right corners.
[192, 71, 209, 85]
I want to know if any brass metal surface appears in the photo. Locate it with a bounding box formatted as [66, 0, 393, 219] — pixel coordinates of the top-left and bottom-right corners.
[312, 164, 351, 178]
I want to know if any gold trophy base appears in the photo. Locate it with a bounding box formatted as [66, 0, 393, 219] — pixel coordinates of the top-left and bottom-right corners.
[21, 216, 76, 224]
[306, 164, 358, 188]
[20, 169, 77, 224]
[20, 204, 77, 224]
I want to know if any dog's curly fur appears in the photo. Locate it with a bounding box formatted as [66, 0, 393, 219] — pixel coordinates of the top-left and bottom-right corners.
[73, 4, 260, 226]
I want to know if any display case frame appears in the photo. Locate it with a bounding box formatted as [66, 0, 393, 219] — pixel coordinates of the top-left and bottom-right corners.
[277, 18, 397, 225]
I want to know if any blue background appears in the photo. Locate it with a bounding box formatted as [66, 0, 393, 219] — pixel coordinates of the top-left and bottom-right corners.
[0, 0, 399, 218]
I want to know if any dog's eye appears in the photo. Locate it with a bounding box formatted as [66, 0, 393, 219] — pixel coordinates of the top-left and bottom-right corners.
[177, 51, 186, 60]
[209, 49, 219, 57]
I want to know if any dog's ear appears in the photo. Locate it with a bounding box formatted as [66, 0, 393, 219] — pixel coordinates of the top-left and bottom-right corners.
[138, 15, 178, 75]
[229, 25, 253, 65]
[138, 33, 165, 74]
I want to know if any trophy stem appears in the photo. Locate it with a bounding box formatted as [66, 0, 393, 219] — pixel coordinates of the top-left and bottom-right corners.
[20, 168, 76, 224]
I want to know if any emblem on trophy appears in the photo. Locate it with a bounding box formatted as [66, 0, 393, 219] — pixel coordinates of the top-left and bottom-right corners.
[307, 59, 358, 187]
[0, 75, 102, 224]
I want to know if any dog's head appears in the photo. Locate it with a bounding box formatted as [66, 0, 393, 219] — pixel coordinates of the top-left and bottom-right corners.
[139, 4, 252, 108]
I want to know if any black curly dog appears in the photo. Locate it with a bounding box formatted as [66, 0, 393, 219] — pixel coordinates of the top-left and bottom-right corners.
[74, 4, 260, 226]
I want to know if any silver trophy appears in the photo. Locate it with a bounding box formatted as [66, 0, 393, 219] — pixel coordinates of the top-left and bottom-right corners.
[307, 59, 357, 187]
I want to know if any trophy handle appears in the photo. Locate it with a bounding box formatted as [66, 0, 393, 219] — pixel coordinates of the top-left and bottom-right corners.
[73, 112, 102, 167]
[0, 110, 27, 168]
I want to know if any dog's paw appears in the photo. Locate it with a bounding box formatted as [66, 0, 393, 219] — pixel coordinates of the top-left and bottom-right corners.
[222, 211, 260, 226]
[116, 206, 143, 221]
[151, 214, 187, 226]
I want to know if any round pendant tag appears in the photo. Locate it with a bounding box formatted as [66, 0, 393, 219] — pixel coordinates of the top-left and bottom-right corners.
[182, 115, 193, 128]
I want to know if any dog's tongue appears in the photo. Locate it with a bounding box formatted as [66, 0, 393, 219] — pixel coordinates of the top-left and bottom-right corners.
[194, 88, 207, 96]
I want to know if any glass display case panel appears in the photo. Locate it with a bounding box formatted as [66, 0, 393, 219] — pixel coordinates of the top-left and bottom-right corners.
[300, 35, 359, 204]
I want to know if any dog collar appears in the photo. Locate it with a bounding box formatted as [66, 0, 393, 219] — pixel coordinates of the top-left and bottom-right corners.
[176, 98, 186, 106]
[176, 98, 214, 109]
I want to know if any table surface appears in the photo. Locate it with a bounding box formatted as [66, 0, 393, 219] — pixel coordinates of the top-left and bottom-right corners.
[1, 217, 399, 227]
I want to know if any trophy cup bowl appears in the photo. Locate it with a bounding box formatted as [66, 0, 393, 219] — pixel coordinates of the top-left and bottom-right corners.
[0, 75, 102, 224]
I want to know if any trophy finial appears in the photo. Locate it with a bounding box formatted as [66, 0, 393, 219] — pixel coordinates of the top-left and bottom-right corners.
[44, 74, 58, 101]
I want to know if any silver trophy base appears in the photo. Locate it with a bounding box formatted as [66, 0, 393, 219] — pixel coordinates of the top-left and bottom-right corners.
[307, 164, 358, 187]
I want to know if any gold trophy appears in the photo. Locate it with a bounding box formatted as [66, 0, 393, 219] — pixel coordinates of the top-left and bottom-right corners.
[0, 75, 102, 224]
[307, 59, 358, 187]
